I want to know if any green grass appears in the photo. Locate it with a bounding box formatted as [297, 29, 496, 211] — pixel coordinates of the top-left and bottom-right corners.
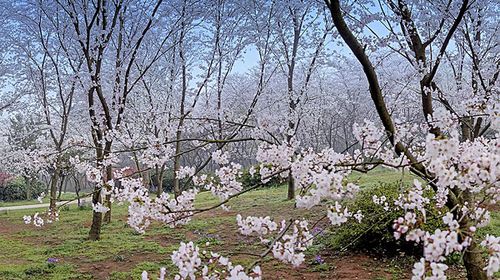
[0, 203, 175, 279]
[348, 167, 417, 188]
[0, 168, 497, 279]
[0, 192, 88, 207]
[0, 188, 292, 279]
[478, 210, 500, 237]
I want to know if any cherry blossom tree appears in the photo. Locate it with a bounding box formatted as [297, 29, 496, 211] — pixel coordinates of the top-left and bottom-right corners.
[10, 0, 499, 279]
[324, 0, 498, 278]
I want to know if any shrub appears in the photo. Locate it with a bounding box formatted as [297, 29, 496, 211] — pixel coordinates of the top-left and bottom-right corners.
[161, 171, 190, 193]
[318, 182, 444, 255]
[0, 172, 12, 187]
[0, 177, 45, 201]
[240, 165, 284, 189]
[150, 171, 188, 193]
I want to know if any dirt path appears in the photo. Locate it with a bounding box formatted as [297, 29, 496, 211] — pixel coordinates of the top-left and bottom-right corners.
[0, 197, 92, 212]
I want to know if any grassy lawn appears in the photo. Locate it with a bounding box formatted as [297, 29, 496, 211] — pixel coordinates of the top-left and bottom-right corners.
[0, 192, 89, 208]
[348, 167, 417, 188]
[0, 188, 302, 280]
[0, 169, 497, 280]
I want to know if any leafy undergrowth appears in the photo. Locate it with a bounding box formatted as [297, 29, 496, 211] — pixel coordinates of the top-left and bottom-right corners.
[0, 169, 498, 279]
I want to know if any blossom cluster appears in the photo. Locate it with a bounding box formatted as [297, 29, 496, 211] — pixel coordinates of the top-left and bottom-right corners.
[352, 120, 384, 152]
[392, 179, 430, 240]
[141, 241, 262, 280]
[424, 135, 499, 208]
[255, 143, 294, 182]
[480, 235, 500, 277]
[411, 258, 448, 280]
[212, 150, 230, 165]
[23, 213, 44, 227]
[23, 210, 59, 227]
[327, 201, 352, 226]
[126, 188, 198, 233]
[37, 192, 45, 203]
[272, 220, 313, 267]
[235, 215, 313, 268]
[291, 148, 357, 209]
[101, 168, 199, 233]
[177, 166, 196, 180]
[69, 156, 103, 184]
[372, 194, 390, 211]
[236, 214, 278, 237]
[139, 138, 174, 168]
[192, 160, 244, 208]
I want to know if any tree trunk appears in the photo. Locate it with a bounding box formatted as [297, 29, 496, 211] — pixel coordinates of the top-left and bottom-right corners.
[89, 140, 112, 239]
[45, 178, 50, 195]
[172, 129, 182, 197]
[286, 118, 295, 200]
[459, 192, 488, 280]
[74, 176, 81, 207]
[174, 6, 187, 198]
[154, 165, 164, 197]
[103, 193, 112, 223]
[88, 188, 102, 241]
[57, 175, 64, 199]
[463, 240, 488, 280]
[103, 166, 113, 223]
[287, 173, 294, 200]
[49, 170, 59, 212]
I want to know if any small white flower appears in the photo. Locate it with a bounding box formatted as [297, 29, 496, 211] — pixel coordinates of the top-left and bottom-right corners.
[37, 192, 45, 203]
[92, 202, 110, 213]
[23, 215, 32, 224]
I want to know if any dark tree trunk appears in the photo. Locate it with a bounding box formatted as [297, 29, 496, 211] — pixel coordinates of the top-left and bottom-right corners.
[460, 193, 488, 280]
[74, 176, 81, 207]
[88, 188, 102, 241]
[173, 128, 182, 197]
[154, 165, 164, 197]
[57, 175, 64, 199]
[103, 165, 113, 223]
[49, 171, 59, 212]
[463, 239, 488, 280]
[287, 173, 294, 200]
[286, 114, 296, 201]
[103, 193, 112, 223]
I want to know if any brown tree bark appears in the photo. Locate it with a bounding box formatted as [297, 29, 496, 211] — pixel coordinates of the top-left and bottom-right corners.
[103, 165, 113, 223]
[57, 174, 64, 199]
[463, 240, 488, 280]
[88, 188, 103, 241]
[172, 2, 188, 197]
[154, 165, 164, 197]
[49, 170, 59, 210]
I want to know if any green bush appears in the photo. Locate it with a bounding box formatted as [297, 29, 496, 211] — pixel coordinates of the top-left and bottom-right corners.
[150, 170, 188, 193]
[159, 171, 175, 193]
[318, 182, 444, 255]
[239, 165, 284, 189]
[0, 177, 45, 201]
